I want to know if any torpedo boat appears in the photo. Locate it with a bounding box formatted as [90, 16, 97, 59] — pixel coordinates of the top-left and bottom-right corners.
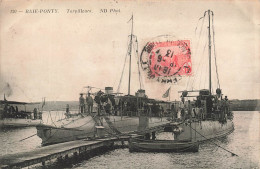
[170, 10, 234, 142]
[36, 15, 171, 146]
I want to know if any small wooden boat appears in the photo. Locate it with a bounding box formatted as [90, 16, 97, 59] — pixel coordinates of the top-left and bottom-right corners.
[129, 137, 199, 152]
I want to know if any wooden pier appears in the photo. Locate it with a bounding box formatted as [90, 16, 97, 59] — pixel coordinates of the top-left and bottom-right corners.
[0, 136, 132, 168]
[0, 123, 171, 168]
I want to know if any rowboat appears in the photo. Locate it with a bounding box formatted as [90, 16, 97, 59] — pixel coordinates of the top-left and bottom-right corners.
[129, 137, 199, 152]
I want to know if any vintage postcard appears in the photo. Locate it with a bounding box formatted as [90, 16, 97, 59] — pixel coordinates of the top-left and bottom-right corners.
[0, 0, 259, 168]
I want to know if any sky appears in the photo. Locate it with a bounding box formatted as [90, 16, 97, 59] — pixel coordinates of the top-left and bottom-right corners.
[0, 0, 259, 102]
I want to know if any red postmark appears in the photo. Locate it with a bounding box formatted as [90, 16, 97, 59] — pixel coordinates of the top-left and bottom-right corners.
[143, 40, 192, 79]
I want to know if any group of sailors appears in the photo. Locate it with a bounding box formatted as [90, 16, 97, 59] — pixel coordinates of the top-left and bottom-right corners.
[175, 95, 231, 122]
[1, 104, 42, 119]
[78, 92, 171, 117]
[77, 91, 231, 123]
[79, 93, 94, 114]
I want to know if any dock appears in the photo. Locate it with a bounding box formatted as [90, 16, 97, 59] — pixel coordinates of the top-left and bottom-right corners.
[0, 123, 171, 168]
[0, 136, 131, 168]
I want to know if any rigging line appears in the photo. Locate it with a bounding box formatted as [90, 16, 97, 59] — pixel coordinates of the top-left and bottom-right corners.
[46, 111, 49, 124]
[188, 124, 238, 156]
[43, 126, 95, 144]
[189, 17, 207, 90]
[73, 118, 94, 129]
[195, 16, 206, 36]
[132, 37, 143, 89]
[193, 12, 207, 62]
[204, 59, 209, 89]
[212, 12, 220, 89]
[54, 111, 57, 121]
[19, 134, 37, 142]
[136, 38, 144, 89]
[49, 111, 57, 127]
[185, 76, 191, 90]
[198, 41, 208, 89]
[117, 36, 131, 93]
[198, 54, 206, 89]
[190, 36, 208, 90]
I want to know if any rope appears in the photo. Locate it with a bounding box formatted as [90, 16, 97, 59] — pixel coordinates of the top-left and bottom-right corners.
[193, 40, 208, 89]
[212, 12, 221, 89]
[117, 36, 130, 93]
[188, 124, 238, 156]
[194, 12, 206, 58]
[54, 111, 57, 121]
[198, 42, 208, 89]
[73, 118, 95, 129]
[188, 12, 207, 90]
[134, 37, 143, 90]
[7, 133, 37, 144]
[49, 111, 57, 127]
[43, 126, 96, 144]
[46, 112, 49, 124]
[19, 134, 37, 142]
[203, 60, 208, 89]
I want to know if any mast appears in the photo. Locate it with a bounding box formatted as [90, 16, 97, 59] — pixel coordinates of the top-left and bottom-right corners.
[208, 10, 212, 95]
[128, 14, 134, 95]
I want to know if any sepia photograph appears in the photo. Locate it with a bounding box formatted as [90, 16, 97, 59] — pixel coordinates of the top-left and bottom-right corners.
[0, 0, 259, 168]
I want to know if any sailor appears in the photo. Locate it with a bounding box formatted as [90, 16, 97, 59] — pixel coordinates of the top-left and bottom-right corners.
[179, 101, 185, 120]
[181, 96, 185, 104]
[145, 133, 151, 140]
[39, 110, 42, 120]
[143, 101, 149, 115]
[171, 103, 175, 120]
[160, 105, 164, 118]
[196, 96, 202, 107]
[206, 96, 213, 117]
[114, 97, 120, 116]
[66, 104, 70, 113]
[123, 101, 127, 115]
[86, 93, 93, 114]
[224, 96, 228, 101]
[65, 104, 71, 118]
[152, 131, 156, 140]
[192, 108, 196, 118]
[33, 108, 38, 120]
[4, 104, 10, 118]
[151, 103, 156, 116]
[224, 96, 229, 116]
[79, 93, 85, 114]
[3, 104, 8, 113]
[187, 100, 192, 119]
[105, 101, 111, 114]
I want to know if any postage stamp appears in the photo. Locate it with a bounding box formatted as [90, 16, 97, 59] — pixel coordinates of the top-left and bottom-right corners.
[140, 38, 192, 83]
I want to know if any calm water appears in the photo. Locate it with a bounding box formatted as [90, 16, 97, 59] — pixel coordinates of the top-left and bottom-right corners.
[0, 111, 259, 169]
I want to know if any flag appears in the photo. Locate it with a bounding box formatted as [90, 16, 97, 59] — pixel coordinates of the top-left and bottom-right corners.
[162, 87, 171, 98]
[42, 97, 45, 108]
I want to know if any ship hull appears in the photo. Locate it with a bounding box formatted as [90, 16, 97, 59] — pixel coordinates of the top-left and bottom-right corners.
[0, 118, 42, 128]
[174, 119, 234, 142]
[37, 116, 169, 146]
